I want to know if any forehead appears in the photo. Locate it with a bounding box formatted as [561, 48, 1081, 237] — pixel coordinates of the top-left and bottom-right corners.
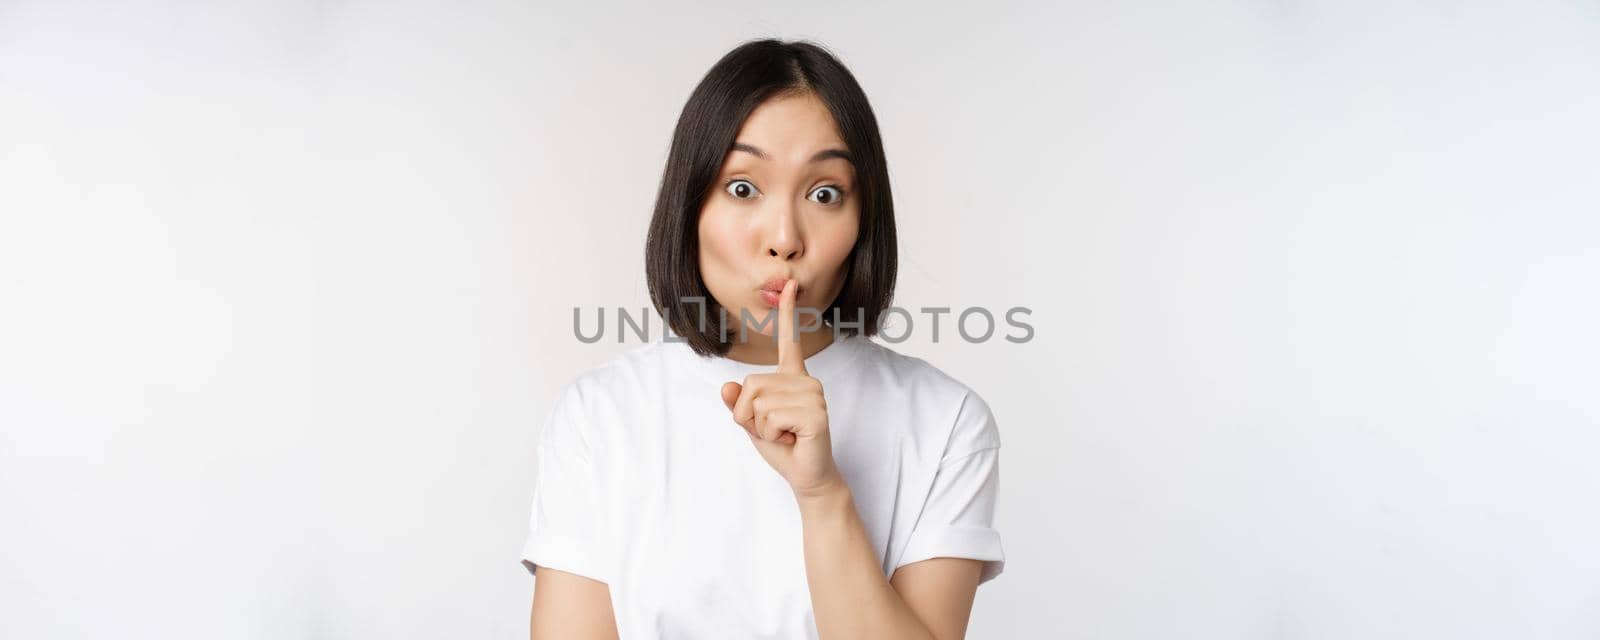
[728, 93, 847, 163]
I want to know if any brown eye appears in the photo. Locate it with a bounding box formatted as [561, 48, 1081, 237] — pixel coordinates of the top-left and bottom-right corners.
[724, 179, 759, 199]
[808, 185, 844, 206]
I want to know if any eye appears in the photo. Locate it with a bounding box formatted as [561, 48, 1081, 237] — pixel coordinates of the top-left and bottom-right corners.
[724, 178, 760, 200]
[808, 185, 846, 206]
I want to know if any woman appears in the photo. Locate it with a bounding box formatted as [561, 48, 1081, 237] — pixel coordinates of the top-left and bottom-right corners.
[522, 38, 1005, 639]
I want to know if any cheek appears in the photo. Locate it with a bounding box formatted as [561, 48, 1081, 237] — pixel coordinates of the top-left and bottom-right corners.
[696, 205, 747, 286]
[817, 213, 860, 269]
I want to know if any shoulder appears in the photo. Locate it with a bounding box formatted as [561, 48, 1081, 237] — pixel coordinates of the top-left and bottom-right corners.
[537, 342, 675, 456]
[852, 338, 990, 407]
[552, 340, 674, 410]
[850, 339, 1002, 455]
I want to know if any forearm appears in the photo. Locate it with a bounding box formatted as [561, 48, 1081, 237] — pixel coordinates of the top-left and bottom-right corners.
[795, 480, 934, 640]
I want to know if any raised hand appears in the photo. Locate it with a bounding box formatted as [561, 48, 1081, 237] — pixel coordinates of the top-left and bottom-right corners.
[719, 278, 844, 498]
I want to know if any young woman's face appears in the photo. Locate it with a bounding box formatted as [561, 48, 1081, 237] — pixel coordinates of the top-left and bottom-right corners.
[698, 91, 860, 336]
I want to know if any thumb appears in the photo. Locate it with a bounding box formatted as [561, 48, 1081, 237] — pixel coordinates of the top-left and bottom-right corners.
[721, 381, 742, 412]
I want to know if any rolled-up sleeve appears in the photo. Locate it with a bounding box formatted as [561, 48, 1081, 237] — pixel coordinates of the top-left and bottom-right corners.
[520, 383, 609, 584]
[894, 391, 1006, 585]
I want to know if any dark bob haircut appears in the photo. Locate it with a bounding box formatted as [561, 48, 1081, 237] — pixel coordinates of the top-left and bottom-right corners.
[645, 38, 898, 358]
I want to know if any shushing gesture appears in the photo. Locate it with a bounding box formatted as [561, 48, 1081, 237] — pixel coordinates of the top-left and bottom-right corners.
[720, 278, 844, 499]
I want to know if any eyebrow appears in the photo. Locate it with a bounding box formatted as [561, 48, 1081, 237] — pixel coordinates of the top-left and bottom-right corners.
[730, 142, 853, 165]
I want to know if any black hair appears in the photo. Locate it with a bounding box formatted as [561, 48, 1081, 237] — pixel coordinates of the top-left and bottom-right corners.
[645, 38, 898, 357]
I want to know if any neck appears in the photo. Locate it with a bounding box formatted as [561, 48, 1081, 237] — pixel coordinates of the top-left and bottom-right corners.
[724, 322, 837, 366]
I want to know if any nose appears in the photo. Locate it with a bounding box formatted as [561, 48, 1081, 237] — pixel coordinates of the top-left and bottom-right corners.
[763, 201, 803, 261]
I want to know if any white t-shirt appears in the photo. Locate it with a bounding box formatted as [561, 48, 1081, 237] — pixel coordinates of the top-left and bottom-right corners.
[520, 327, 1005, 639]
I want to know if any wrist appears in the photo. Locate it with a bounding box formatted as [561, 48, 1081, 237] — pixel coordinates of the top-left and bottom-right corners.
[793, 472, 850, 509]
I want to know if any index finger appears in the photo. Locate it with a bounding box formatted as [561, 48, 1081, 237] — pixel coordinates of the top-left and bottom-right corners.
[777, 278, 806, 375]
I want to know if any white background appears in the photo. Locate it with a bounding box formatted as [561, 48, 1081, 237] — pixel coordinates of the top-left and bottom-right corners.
[3, 1, 1598, 638]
